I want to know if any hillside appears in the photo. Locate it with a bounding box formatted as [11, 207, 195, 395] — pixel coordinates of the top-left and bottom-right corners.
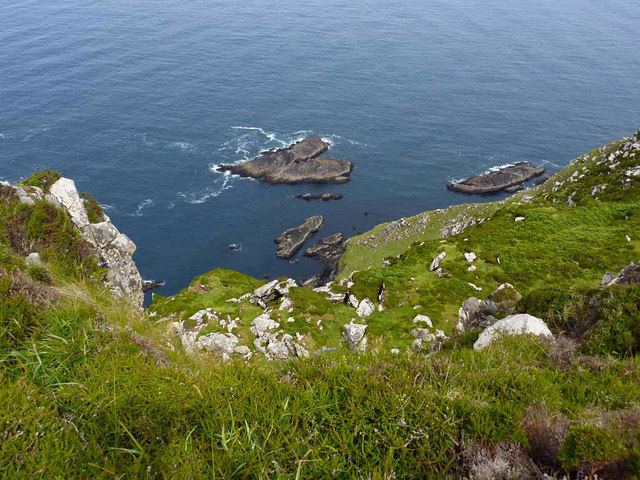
[1, 132, 640, 478]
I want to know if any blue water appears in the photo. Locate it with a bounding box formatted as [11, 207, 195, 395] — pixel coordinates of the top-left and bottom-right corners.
[2, 0, 639, 294]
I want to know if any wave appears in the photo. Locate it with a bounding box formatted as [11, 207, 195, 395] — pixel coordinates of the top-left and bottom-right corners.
[178, 172, 234, 205]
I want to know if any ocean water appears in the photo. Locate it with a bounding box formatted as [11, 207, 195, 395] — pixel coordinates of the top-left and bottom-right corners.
[1, 0, 639, 295]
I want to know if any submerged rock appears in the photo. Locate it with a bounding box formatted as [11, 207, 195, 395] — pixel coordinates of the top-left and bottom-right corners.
[294, 193, 344, 201]
[217, 136, 353, 184]
[473, 314, 553, 350]
[276, 215, 325, 259]
[447, 162, 546, 195]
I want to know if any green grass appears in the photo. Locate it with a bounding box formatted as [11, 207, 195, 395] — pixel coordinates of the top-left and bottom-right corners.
[1, 132, 640, 477]
[19, 169, 61, 193]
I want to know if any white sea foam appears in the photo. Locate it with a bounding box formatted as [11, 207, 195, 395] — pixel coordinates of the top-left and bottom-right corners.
[168, 141, 196, 151]
[178, 172, 234, 205]
[127, 198, 155, 217]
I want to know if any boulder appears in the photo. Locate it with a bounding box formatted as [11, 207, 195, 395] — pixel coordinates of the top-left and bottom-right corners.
[217, 136, 353, 184]
[412, 315, 433, 327]
[196, 333, 239, 362]
[473, 314, 553, 350]
[342, 323, 368, 351]
[276, 215, 324, 259]
[447, 163, 546, 195]
[457, 297, 497, 332]
[430, 251, 446, 271]
[356, 298, 375, 318]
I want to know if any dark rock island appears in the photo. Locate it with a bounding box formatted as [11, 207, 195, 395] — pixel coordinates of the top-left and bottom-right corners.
[303, 232, 347, 286]
[275, 215, 325, 259]
[294, 193, 343, 201]
[447, 162, 546, 194]
[218, 136, 353, 184]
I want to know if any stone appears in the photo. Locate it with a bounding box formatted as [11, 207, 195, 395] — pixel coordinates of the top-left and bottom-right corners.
[276, 215, 324, 258]
[464, 252, 477, 263]
[447, 162, 546, 194]
[473, 314, 553, 350]
[304, 232, 346, 286]
[279, 297, 292, 311]
[601, 263, 640, 287]
[294, 192, 344, 201]
[356, 298, 375, 318]
[196, 333, 239, 362]
[250, 314, 280, 337]
[412, 315, 433, 327]
[430, 251, 447, 271]
[217, 136, 353, 184]
[348, 294, 359, 309]
[24, 252, 42, 265]
[457, 297, 497, 332]
[142, 279, 165, 292]
[342, 323, 368, 351]
[515, 216, 525, 222]
[49, 178, 90, 228]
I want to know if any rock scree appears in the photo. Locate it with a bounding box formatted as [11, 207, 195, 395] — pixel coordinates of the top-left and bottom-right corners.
[217, 136, 353, 184]
[275, 215, 325, 259]
[447, 162, 546, 194]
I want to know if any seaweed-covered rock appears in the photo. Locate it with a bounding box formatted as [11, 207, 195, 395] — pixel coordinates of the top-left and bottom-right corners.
[276, 216, 325, 259]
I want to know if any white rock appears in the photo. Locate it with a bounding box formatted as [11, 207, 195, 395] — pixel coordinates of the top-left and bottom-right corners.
[467, 282, 483, 292]
[196, 333, 239, 361]
[348, 294, 359, 309]
[49, 178, 90, 228]
[464, 252, 477, 263]
[279, 297, 292, 311]
[390, 348, 400, 354]
[468, 265, 477, 272]
[412, 315, 433, 327]
[327, 292, 346, 303]
[515, 216, 525, 222]
[342, 323, 368, 351]
[356, 298, 375, 318]
[250, 314, 280, 337]
[430, 251, 447, 271]
[25, 252, 42, 265]
[473, 314, 553, 350]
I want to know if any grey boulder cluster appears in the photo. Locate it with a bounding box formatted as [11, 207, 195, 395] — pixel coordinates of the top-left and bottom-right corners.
[170, 278, 309, 362]
[2, 177, 144, 307]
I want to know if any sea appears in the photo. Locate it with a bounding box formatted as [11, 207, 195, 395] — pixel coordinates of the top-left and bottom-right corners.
[1, 0, 639, 295]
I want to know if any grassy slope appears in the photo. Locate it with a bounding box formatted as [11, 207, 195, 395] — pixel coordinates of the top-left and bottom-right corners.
[1, 133, 640, 478]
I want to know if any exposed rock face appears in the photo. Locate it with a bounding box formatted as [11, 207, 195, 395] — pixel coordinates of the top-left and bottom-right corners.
[276, 215, 324, 259]
[447, 162, 546, 195]
[5, 177, 144, 308]
[430, 251, 446, 271]
[217, 136, 353, 184]
[303, 232, 346, 286]
[473, 314, 553, 350]
[342, 323, 367, 351]
[294, 193, 343, 201]
[601, 263, 640, 287]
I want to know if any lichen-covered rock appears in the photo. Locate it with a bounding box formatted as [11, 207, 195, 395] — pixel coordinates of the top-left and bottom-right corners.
[601, 262, 640, 287]
[49, 178, 90, 228]
[251, 314, 280, 337]
[196, 333, 239, 362]
[412, 315, 433, 327]
[430, 251, 446, 271]
[473, 314, 553, 350]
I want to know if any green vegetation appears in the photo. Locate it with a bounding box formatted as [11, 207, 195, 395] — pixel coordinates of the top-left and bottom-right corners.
[1, 133, 640, 478]
[19, 168, 61, 192]
[81, 191, 106, 224]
